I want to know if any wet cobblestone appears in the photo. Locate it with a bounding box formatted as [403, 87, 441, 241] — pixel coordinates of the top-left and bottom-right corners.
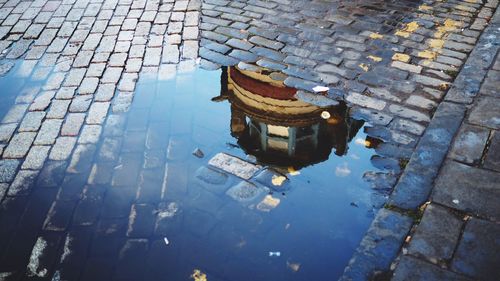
[0, 0, 498, 280]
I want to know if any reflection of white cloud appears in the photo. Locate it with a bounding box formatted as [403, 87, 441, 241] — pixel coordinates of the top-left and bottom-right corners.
[355, 138, 366, 146]
[335, 163, 351, 177]
[351, 154, 360, 160]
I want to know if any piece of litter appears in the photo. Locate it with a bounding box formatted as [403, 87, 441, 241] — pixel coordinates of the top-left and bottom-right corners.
[192, 148, 204, 158]
[269, 251, 281, 257]
[271, 175, 287, 186]
[164, 237, 170, 245]
[114, 164, 123, 170]
[312, 86, 329, 93]
[190, 269, 207, 281]
[452, 199, 460, 204]
[321, 111, 331, 119]
[287, 261, 301, 272]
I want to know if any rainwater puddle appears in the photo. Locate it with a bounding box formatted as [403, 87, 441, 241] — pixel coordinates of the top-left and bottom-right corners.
[0, 65, 389, 281]
[115, 67, 383, 280]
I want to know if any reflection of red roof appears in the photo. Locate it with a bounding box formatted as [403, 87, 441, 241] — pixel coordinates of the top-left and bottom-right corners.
[230, 67, 296, 100]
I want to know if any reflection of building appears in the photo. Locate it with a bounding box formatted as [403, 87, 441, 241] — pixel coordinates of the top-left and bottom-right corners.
[216, 66, 364, 169]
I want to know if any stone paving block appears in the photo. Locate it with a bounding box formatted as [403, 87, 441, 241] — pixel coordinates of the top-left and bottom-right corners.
[432, 160, 500, 221]
[72, 186, 105, 226]
[451, 218, 500, 281]
[484, 131, 500, 171]
[127, 204, 156, 238]
[86, 102, 110, 125]
[34, 119, 63, 145]
[66, 144, 96, 174]
[19, 112, 46, 132]
[7, 170, 39, 197]
[392, 255, 472, 281]
[43, 200, 77, 231]
[449, 124, 490, 165]
[61, 113, 85, 137]
[2, 104, 29, 124]
[468, 97, 500, 130]
[0, 159, 21, 183]
[340, 209, 413, 281]
[49, 137, 77, 161]
[0, 124, 18, 142]
[26, 233, 63, 278]
[3, 132, 37, 159]
[46, 100, 71, 119]
[389, 103, 466, 210]
[114, 239, 148, 280]
[407, 204, 463, 262]
[22, 145, 50, 170]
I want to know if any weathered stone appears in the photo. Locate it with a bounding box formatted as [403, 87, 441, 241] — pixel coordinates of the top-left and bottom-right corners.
[407, 204, 463, 262]
[7, 170, 39, 196]
[346, 92, 386, 111]
[340, 209, 413, 281]
[0, 159, 21, 183]
[392, 255, 472, 281]
[126, 204, 156, 238]
[34, 119, 63, 145]
[22, 145, 50, 170]
[449, 124, 489, 165]
[49, 137, 77, 161]
[451, 218, 500, 281]
[484, 132, 500, 171]
[19, 112, 46, 132]
[468, 97, 500, 129]
[432, 161, 500, 221]
[78, 125, 102, 144]
[3, 132, 37, 158]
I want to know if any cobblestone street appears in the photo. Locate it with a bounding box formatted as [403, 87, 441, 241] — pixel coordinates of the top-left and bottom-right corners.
[0, 0, 499, 280]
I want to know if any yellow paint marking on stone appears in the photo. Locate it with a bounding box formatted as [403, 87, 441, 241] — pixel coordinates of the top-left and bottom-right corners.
[421, 59, 432, 66]
[272, 175, 287, 186]
[395, 31, 410, 38]
[395, 21, 419, 38]
[369, 32, 384, 39]
[434, 19, 461, 38]
[359, 63, 369, 71]
[392, 53, 410, 63]
[439, 83, 450, 91]
[191, 270, 207, 281]
[429, 39, 445, 49]
[417, 50, 437, 60]
[418, 4, 432, 11]
[404, 21, 419, 32]
[367, 55, 382, 62]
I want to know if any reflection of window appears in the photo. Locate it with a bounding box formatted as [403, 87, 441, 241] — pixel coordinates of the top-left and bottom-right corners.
[268, 125, 289, 137]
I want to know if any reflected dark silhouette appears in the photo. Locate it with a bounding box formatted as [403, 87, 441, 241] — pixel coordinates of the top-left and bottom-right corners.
[215, 66, 364, 169]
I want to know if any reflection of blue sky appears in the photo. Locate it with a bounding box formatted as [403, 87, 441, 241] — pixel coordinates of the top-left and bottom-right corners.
[134, 68, 382, 280]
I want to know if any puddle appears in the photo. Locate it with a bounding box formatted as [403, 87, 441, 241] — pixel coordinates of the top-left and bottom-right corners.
[104, 67, 383, 280]
[0, 65, 388, 281]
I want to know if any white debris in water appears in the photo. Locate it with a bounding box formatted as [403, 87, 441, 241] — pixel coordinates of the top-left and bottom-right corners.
[164, 237, 170, 245]
[452, 199, 460, 204]
[157, 202, 179, 219]
[312, 86, 329, 93]
[269, 251, 281, 257]
[27, 237, 49, 277]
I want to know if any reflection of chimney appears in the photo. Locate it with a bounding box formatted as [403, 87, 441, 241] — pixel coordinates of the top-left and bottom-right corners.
[230, 104, 246, 137]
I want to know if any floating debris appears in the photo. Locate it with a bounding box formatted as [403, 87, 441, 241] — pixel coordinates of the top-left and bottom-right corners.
[452, 199, 460, 205]
[269, 251, 281, 257]
[287, 261, 301, 272]
[312, 85, 329, 93]
[190, 269, 207, 281]
[192, 148, 204, 158]
[164, 237, 170, 245]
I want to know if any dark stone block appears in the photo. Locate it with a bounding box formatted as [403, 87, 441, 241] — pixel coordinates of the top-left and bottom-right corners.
[393, 255, 472, 281]
[126, 204, 156, 238]
[432, 161, 500, 221]
[114, 239, 149, 280]
[407, 204, 463, 262]
[451, 218, 500, 281]
[339, 209, 413, 281]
